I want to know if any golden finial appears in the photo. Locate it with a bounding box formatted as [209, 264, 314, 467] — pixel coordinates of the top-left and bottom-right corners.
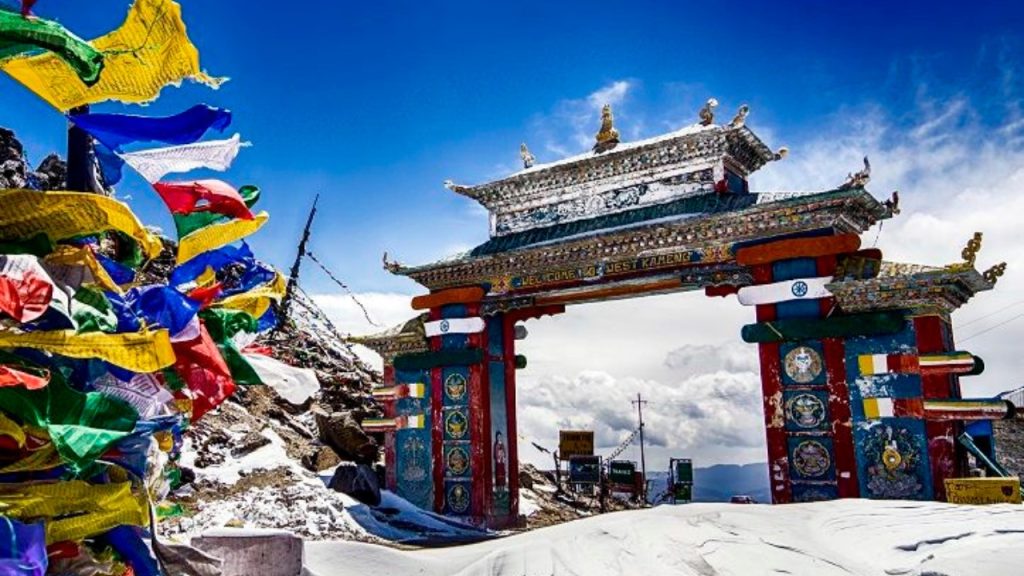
[593, 104, 620, 153]
[839, 156, 871, 190]
[520, 142, 535, 169]
[382, 252, 401, 273]
[728, 104, 749, 128]
[961, 232, 982, 267]
[983, 262, 1007, 284]
[774, 147, 789, 161]
[699, 98, 718, 126]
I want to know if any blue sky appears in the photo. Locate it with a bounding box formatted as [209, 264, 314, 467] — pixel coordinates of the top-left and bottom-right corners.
[3, 0, 1022, 294]
[5, 1, 1024, 466]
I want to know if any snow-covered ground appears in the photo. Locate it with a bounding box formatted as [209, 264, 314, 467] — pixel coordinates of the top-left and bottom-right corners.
[304, 499, 1024, 576]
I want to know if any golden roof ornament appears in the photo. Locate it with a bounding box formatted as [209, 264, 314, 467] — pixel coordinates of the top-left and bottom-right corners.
[984, 262, 1007, 284]
[728, 104, 750, 128]
[593, 104, 620, 153]
[961, 232, 982, 267]
[382, 251, 401, 273]
[698, 98, 718, 126]
[839, 156, 871, 190]
[773, 147, 789, 161]
[520, 142, 535, 169]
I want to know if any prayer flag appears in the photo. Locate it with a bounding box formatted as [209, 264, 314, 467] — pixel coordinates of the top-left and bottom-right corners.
[153, 179, 254, 220]
[68, 104, 231, 151]
[0, 5, 103, 84]
[120, 134, 246, 183]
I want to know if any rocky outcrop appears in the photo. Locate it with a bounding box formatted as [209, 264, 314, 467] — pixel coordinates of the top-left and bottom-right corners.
[0, 127, 67, 189]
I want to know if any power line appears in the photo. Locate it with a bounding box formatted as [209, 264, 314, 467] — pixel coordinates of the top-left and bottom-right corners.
[959, 299, 1024, 328]
[961, 310, 1024, 343]
[305, 251, 382, 328]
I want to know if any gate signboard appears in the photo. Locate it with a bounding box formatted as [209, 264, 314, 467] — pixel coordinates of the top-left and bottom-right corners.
[559, 430, 594, 458]
[568, 455, 602, 484]
[609, 460, 636, 486]
[674, 459, 693, 483]
[671, 458, 694, 503]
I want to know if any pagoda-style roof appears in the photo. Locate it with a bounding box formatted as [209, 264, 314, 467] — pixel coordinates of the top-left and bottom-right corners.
[348, 314, 428, 361]
[391, 186, 892, 293]
[445, 114, 780, 238]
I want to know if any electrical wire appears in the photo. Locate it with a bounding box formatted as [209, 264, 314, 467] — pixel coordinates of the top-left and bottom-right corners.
[960, 310, 1024, 343]
[958, 299, 1024, 328]
[305, 251, 382, 327]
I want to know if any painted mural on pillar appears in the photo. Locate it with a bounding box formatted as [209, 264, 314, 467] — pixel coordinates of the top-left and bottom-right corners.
[395, 368, 433, 510]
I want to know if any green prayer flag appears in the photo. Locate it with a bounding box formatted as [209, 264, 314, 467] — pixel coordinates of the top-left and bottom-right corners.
[0, 7, 104, 85]
[71, 286, 118, 334]
[199, 308, 262, 386]
[172, 185, 260, 237]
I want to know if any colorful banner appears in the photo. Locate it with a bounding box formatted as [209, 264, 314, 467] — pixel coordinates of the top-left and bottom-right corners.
[153, 179, 253, 220]
[0, 480, 147, 544]
[171, 323, 235, 420]
[424, 316, 486, 337]
[371, 383, 426, 400]
[177, 211, 268, 264]
[0, 254, 56, 322]
[0, 5, 102, 84]
[120, 133, 245, 183]
[68, 104, 231, 150]
[737, 276, 832, 306]
[242, 353, 319, 405]
[1, 0, 223, 111]
[0, 190, 163, 259]
[42, 245, 121, 293]
[0, 517, 46, 576]
[0, 329, 174, 372]
[212, 270, 285, 318]
[0, 363, 49, 389]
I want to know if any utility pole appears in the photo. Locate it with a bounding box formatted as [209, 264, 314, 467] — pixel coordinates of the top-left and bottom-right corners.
[632, 393, 648, 504]
[280, 193, 319, 318]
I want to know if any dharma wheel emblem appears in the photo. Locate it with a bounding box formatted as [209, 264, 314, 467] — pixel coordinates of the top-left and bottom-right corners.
[439, 319, 451, 333]
[786, 393, 826, 428]
[791, 280, 809, 298]
[784, 346, 823, 383]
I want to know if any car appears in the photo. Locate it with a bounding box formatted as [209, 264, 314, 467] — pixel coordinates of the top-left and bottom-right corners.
[730, 495, 757, 504]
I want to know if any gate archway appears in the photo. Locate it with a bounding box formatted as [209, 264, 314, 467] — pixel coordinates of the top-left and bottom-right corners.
[354, 102, 1008, 527]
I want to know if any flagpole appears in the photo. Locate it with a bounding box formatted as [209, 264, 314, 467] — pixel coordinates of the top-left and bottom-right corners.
[280, 193, 320, 318]
[66, 104, 93, 192]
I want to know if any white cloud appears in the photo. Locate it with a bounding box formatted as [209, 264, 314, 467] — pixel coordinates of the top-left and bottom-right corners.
[310, 291, 418, 370]
[531, 80, 635, 157]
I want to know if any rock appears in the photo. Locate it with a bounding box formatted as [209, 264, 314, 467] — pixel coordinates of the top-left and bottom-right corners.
[519, 469, 534, 491]
[192, 529, 302, 576]
[231, 430, 271, 457]
[0, 128, 67, 190]
[312, 406, 379, 464]
[302, 445, 341, 473]
[34, 153, 66, 190]
[327, 462, 381, 506]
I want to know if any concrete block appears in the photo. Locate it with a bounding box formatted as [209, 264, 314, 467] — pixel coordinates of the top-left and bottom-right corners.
[192, 528, 303, 576]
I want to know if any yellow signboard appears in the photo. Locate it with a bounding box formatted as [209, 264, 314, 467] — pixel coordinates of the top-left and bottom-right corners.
[559, 430, 594, 458]
[945, 477, 1022, 505]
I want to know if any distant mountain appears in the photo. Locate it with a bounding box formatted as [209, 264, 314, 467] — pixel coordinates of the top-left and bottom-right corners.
[647, 463, 770, 504]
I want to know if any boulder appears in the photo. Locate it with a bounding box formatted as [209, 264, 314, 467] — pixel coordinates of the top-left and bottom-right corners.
[312, 406, 379, 464]
[327, 462, 381, 506]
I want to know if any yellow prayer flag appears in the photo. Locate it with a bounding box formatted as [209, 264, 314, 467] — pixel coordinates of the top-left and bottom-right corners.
[214, 271, 286, 318]
[177, 211, 269, 265]
[0, 190, 163, 259]
[0, 329, 175, 372]
[43, 245, 122, 293]
[1, 0, 224, 111]
[0, 480, 148, 543]
[0, 412, 26, 449]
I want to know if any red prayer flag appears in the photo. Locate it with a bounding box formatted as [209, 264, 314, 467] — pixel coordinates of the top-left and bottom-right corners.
[0, 364, 49, 390]
[152, 179, 254, 220]
[0, 255, 56, 323]
[171, 323, 236, 420]
[187, 282, 223, 308]
[21, 0, 37, 17]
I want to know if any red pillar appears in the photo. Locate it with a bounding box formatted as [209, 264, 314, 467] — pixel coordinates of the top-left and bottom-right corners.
[915, 315, 960, 501]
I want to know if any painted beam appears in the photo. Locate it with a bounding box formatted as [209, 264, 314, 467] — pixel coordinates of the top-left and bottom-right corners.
[411, 286, 486, 310]
[862, 398, 1015, 421]
[392, 349, 485, 371]
[737, 276, 832, 306]
[735, 233, 861, 266]
[371, 383, 427, 400]
[534, 278, 683, 307]
[856, 351, 981, 377]
[424, 317, 486, 337]
[741, 311, 905, 343]
[363, 414, 426, 432]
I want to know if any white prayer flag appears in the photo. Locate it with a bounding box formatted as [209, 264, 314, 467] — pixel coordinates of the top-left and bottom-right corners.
[119, 133, 247, 183]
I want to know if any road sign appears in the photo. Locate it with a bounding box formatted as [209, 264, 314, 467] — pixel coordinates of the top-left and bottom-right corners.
[559, 430, 594, 458]
[568, 455, 602, 484]
[945, 477, 1022, 504]
[609, 460, 636, 485]
[674, 459, 693, 483]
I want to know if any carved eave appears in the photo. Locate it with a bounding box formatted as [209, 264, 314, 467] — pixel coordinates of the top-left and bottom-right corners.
[348, 314, 428, 361]
[828, 262, 996, 315]
[391, 187, 892, 292]
[450, 124, 775, 211]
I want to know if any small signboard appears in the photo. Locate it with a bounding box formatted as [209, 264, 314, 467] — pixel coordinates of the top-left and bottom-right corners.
[945, 477, 1022, 505]
[608, 460, 636, 486]
[559, 430, 594, 458]
[673, 482, 692, 502]
[568, 455, 602, 484]
[674, 459, 693, 483]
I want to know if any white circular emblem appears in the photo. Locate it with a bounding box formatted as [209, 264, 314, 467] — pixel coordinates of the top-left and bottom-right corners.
[791, 281, 809, 298]
[439, 319, 450, 333]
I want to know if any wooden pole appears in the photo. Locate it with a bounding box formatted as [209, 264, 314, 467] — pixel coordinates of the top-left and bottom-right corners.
[66, 105, 92, 191]
[633, 393, 648, 504]
[280, 193, 319, 317]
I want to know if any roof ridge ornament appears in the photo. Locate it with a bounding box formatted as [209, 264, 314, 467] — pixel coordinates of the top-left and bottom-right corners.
[520, 142, 535, 169]
[698, 98, 718, 126]
[728, 104, 750, 128]
[884, 190, 901, 215]
[984, 262, 1007, 285]
[774, 147, 789, 161]
[382, 251, 402, 273]
[443, 179, 470, 194]
[961, 232, 982, 267]
[839, 156, 871, 190]
[593, 104, 620, 153]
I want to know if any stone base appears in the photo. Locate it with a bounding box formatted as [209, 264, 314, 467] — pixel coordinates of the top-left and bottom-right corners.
[192, 528, 302, 576]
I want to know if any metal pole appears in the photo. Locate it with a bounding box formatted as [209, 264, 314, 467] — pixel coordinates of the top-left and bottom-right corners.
[633, 393, 647, 504]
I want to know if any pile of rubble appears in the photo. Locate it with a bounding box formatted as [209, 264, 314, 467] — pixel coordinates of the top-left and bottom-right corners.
[517, 464, 637, 530]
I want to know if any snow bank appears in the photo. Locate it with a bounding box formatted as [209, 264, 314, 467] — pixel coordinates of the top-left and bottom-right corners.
[304, 499, 1024, 576]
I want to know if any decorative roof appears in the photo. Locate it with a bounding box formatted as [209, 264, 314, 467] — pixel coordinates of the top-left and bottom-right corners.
[391, 187, 892, 292]
[444, 108, 782, 238]
[348, 314, 428, 361]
